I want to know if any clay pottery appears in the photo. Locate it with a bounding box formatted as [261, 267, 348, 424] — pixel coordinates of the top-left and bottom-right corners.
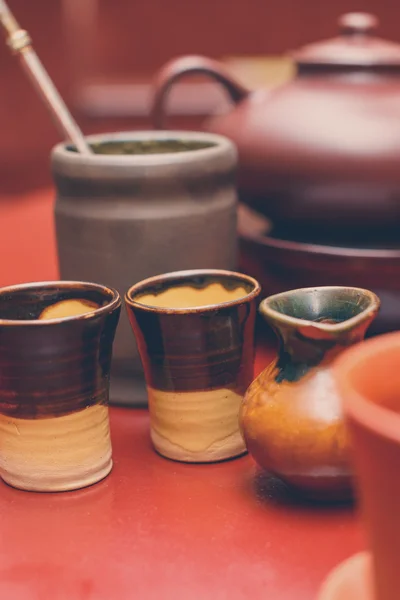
[0, 281, 121, 492]
[238, 205, 400, 335]
[240, 286, 380, 500]
[319, 332, 400, 600]
[52, 130, 238, 407]
[125, 269, 260, 462]
[152, 13, 400, 237]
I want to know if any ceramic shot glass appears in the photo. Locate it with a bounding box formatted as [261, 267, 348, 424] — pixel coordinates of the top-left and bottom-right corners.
[125, 269, 261, 463]
[0, 281, 121, 492]
[318, 331, 400, 600]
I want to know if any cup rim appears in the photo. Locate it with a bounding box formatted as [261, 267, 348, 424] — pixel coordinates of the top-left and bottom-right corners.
[125, 269, 261, 314]
[259, 286, 380, 333]
[0, 280, 121, 326]
[52, 130, 236, 166]
[333, 331, 400, 444]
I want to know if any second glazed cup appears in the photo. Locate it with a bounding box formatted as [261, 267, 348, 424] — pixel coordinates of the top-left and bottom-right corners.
[125, 269, 261, 462]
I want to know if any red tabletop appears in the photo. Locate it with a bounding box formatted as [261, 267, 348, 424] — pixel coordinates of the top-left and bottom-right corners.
[0, 190, 363, 600]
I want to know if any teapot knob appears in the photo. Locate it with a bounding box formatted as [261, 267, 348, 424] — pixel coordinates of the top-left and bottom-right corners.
[339, 12, 379, 35]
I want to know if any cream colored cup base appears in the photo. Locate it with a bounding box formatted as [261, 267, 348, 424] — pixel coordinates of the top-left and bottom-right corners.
[148, 385, 247, 463]
[0, 404, 113, 492]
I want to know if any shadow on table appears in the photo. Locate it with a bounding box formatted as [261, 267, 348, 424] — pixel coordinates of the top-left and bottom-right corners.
[252, 469, 355, 513]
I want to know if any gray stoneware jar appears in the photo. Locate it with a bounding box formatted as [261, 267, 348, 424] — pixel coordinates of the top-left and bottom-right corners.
[52, 130, 238, 406]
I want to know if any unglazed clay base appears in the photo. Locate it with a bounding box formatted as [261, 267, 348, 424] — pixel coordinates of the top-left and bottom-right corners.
[318, 552, 374, 600]
[148, 386, 247, 462]
[0, 404, 112, 492]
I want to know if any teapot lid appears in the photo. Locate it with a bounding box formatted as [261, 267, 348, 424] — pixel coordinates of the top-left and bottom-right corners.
[292, 13, 400, 68]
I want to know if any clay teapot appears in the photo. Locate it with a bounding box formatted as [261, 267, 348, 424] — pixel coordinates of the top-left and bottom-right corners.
[152, 13, 400, 237]
[239, 286, 380, 501]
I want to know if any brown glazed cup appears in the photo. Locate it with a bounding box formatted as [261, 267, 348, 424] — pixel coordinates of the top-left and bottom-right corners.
[321, 331, 400, 600]
[125, 269, 261, 463]
[0, 281, 121, 492]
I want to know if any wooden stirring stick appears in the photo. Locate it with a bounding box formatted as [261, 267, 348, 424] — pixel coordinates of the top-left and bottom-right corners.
[0, 0, 92, 154]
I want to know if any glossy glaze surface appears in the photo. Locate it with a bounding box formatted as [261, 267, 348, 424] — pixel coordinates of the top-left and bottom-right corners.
[0, 281, 121, 491]
[240, 287, 380, 500]
[126, 269, 260, 462]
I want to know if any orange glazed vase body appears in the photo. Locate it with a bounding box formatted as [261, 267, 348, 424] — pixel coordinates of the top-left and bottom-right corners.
[240, 286, 380, 501]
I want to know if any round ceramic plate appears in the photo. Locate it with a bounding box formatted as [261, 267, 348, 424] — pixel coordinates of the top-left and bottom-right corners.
[317, 552, 374, 600]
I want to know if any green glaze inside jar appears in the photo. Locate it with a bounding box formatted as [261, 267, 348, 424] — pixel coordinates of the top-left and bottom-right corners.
[267, 287, 374, 325]
[68, 139, 216, 155]
[260, 287, 380, 382]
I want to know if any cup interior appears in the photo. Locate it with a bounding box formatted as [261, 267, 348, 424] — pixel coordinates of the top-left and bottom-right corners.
[0, 283, 116, 322]
[69, 139, 216, 156]
[266, 287, 375, 324]
[127, 271, 259, 310]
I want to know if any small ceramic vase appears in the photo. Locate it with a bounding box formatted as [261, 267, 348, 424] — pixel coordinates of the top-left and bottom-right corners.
[0, 281, 121, 492]
[319, 331, 400, 600]
[125, 269, 260, 463]
[240, 286, 380, 500]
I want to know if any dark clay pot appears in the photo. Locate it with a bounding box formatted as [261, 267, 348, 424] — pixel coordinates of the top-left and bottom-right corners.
[152, 13, 400, 237]
[52, 130, 238, 406]
[240, 286, 380, 501]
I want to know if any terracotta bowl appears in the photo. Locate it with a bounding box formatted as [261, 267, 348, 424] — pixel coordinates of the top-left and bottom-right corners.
[238, 205, 400, 335]
[319, 332, 400, 600]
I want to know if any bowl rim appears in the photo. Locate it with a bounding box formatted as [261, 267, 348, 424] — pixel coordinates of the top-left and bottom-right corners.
[238, 205, 400, 260]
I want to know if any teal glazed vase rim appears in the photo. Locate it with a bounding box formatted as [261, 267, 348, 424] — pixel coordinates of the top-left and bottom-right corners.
[259, 286, 381, 334]
[0, 281, 121, 326]
[125, 269, 261, 314]
[334, 330, 400, 446]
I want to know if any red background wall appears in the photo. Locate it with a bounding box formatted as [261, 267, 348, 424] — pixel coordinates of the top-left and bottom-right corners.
[1, 0, 399, 193]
